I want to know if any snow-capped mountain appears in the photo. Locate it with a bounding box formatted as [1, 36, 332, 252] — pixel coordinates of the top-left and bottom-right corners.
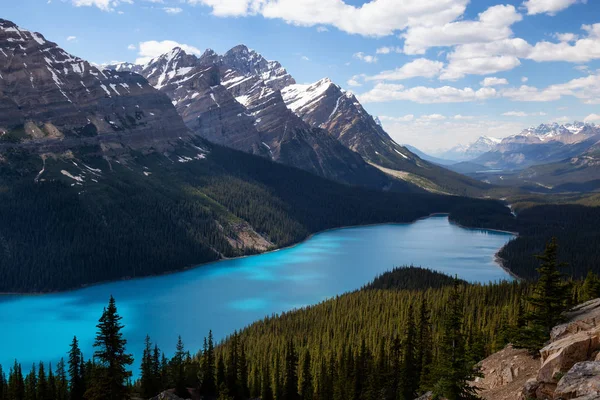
[436, 136, 502, 161]
[0, 19, 188, 150]
[113, 45, 403, 191]
[105, 44, 489, 195]
[281, 77, 417, 166]
[501, 122, 595, 145]
[473, 122, 600, 170]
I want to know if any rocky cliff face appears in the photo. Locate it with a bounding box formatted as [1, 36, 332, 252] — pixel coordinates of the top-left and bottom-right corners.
[124, 45, 408, 191]
[475, 298, 600, 400]
[281, 78, 417, 167]
[0, 19, 189, 152]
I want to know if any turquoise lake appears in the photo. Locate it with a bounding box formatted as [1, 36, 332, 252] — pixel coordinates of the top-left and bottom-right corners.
[0, 215, 514, 372]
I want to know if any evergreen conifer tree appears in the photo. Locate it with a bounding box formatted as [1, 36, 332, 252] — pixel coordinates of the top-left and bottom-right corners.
[300, 349, 313, 400]
[68, 337, 84, 400]
[433, 280, 481, 400]
[517, 238, 569, 353]
[283, 341, 299, 400]
[86, 296, 133, 400]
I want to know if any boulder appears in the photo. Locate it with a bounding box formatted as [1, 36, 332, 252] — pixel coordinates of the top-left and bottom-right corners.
[554, 361, 600, 399]
[537, 328, 600, 383]
[551, 299, 600, 341]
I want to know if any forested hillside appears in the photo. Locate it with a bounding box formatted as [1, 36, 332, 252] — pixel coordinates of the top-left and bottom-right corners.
[0, 139, 513, 293]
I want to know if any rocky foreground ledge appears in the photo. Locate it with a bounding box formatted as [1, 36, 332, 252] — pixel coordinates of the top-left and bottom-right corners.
[475, 298, 600, 400]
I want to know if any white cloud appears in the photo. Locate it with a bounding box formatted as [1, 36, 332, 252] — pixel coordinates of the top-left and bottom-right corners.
[301, 55, 310, 61]
[347, 74, 365, 87]
[163, 7, 183, 14]
[439, 38, 529, 79]
[127, 44, 136, 50]
[136, 40, 202, 64]
[521, 77, 529, 83]
[316, 26, 328, 32]
[441, 56, 521, 80]
[527, 23, 600, 63]
[71, 0, 130, 11]
[454, 114, 476, 120]
[553, 116, 571, 123]
[481, 77, 509, 87]
[188, 0, 469, 37]
[379, 115, 415, 122]
[584, 113, 600, 122]
[359, 83, 497, 104]
[66, 36, 77, 41]
[402, 4, 522, 55]
[376, 46, 402, 54]
[502, 73, 600, 104]
[554, 32, 579, 42]
[502, 111, 547, 117]
[353, 52, 378, 63]
[523, 0, 586, 16]
[366, 59, 444, 81]
[418, 114, 446, 121]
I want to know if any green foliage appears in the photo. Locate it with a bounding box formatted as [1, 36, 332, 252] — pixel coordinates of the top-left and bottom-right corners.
[582, 271, 600, 302]
[495, 205, 600, 280]
[514, 238, 570, 354]
[213, 268, 540, 400]
[0, 141, 515, 292]
[366, 266, 466, 291]
[85, 296, 133, 400]
[433, 280, 482, 400]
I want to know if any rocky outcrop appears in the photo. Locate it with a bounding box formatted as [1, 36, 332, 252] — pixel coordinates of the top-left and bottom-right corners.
[122, 46, 413, 191]
[474, 345, 538, 400]
[537, 327, 600, 384]
[475, 299, 600, 400]
[554, 361, 600, 399]
[0, 19, 189, 152]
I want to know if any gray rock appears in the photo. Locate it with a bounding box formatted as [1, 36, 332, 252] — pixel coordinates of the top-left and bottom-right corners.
[0, 19, 189, 153]
[555, 361, 600, 399]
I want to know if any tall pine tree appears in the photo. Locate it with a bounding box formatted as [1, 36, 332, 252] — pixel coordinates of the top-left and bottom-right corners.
[517, 238, 569, 353]
[433, 280, 481, 400]
[85, 296, 133, 400]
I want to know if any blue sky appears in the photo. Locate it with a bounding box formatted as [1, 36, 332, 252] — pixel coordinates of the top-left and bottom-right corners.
[2, 0, 600, 151]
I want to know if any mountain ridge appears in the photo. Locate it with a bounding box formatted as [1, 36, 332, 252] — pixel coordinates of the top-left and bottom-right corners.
[108, 44, 493, 196]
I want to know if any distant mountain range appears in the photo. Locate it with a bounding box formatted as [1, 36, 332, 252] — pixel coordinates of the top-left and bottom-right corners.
[436, 136, 502, 162]
[434, 122, 600, 171]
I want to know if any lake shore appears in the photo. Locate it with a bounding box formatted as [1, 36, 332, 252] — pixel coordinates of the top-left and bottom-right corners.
[1, 213, 517, 296]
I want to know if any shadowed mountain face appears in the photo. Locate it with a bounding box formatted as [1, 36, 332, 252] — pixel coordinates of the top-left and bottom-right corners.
[109, 45, 492, 196]
[0, 19, 189, 152]
[117, 45, 418, 192]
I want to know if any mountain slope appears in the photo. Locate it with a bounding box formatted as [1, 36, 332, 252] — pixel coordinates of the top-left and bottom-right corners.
[279, 78, 493, 196]
[125, 46, 412, 192]
[0, 19, 189, 151]
[110, 45, 494, 196]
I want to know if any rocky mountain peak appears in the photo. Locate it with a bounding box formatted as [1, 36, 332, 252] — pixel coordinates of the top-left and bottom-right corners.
[221, 44, 295, 91]
[0, 18, 189, 150]
[198, 48, 218, 66]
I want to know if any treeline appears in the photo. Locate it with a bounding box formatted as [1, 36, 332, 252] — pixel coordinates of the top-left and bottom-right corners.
[498, 205, 600, 279]
[0, 142, 513, 292]
[449, 201, 600, 280]
[365, 266, 466, 291]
